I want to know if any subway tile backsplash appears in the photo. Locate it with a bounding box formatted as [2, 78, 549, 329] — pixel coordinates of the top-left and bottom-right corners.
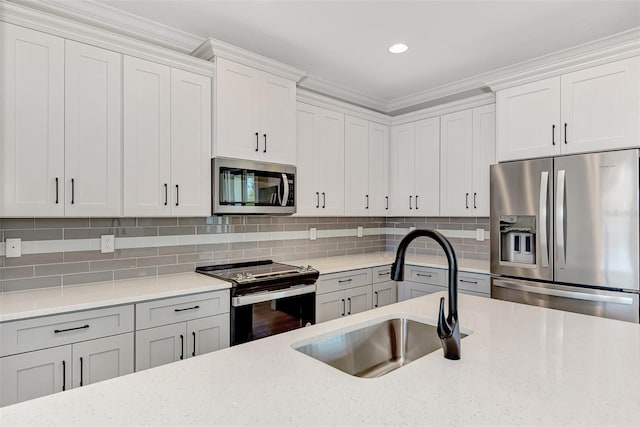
[0, 216, 489, 293]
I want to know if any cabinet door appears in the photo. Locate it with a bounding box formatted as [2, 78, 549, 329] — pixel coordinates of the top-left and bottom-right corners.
[72, 333, 133, 388]
[135, 323, 186, 371]
[440, 109, 473, 216]
[215, 57, 260, 160]
[344, 116, 370, 216]
[123, 57, 171, 216]
[345, 285, 372, 315]
[315, 108, 345, 216]
[0, 345, 71, 407]
[186, 314, 230, 358]
[389, 123, 415, 216]
[368, 122, 390, 216]
[496, 77, 561, 161]
[170, 68, 212, 216]
[258, 72, 297, 165]
[0, 23, 64, 217]
[316, 291, 345, 323]
[65, 41, 122, 217]
[472, 104, 496, 216]
[414, 117, 440, 216]
[296, 103, 319, 215]
[561, 57, 640, 154]
[373, 281, 397, 308]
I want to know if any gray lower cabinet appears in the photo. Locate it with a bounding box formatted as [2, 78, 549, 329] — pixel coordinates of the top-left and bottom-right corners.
[134, 290, 230, 372]
[373, 281, 397, 308]
[0, 333, 133, 407]
[398, 265, 491, 300]
[316, 286, 372, 323]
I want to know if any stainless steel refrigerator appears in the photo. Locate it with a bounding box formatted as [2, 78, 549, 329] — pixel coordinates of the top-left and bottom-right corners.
[490, 149, 640, 323]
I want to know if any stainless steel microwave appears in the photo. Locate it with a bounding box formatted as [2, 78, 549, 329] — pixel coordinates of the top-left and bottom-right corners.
[212, 158, 296, 215]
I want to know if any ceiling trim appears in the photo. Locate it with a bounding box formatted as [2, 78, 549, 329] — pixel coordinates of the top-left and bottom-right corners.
[298, 75, 389, 113]
[390, 93, 496, 126]
[6, 0, 204, 53]
[1, 0, 214, 77]
[297, 89, 391, 125]
[192, 38, 306, 82]
[485, 28, 640, 91]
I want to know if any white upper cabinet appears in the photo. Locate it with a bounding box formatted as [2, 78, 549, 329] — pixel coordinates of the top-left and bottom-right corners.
[170, 68, 212, 216]
[124, 57, 211, 217]
[496, 77, 561, 161]
[215, 57, 296, 165]
[560, 57, 639, 154]
[0, 23, 65, 217]
[65, 40, 122, 217]
[368, 122, 390, 216]
[440, 105, 496, 217]
[440, 109, 473, 217]
[390, 117, 439, 216]
[123, 57, 172, 216]
[344, 116, 371, 216]
[497, 57, 640, 161]
[296, 103, 345, 216]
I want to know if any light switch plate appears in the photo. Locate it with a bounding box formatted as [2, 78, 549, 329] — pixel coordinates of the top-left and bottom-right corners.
[309, 228, 317, 241]
[101, 235, 115, 253]
[5, 238, 21, 258]
[476, 228, 485, 241]
[357, 226, 363, 237]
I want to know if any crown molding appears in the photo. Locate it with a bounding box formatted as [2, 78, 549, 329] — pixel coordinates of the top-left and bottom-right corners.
[193, 38, 306, 82]
[297, 89, 391, 125]
[298, 75, 389, 113]
[1, 0, 214, 76]
[391, 93, 495, 126]
[485, 27, 640, 91]
[6, 0, 203, 53]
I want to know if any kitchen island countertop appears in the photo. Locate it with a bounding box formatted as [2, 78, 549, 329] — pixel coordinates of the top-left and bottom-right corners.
[1, 292, 638, 426]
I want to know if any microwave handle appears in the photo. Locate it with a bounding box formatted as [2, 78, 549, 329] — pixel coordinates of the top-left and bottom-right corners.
[281, 174, 289, 207]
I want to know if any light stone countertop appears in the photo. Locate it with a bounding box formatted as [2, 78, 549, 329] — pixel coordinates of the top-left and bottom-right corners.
[0, 252, 488, 322]
[1, 292, 638, 426]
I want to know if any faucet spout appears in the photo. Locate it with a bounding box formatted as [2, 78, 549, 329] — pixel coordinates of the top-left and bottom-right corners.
[390, 228, 461, 360]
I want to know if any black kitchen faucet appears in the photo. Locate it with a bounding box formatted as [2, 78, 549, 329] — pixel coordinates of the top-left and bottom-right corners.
[390, 228, 461, 360]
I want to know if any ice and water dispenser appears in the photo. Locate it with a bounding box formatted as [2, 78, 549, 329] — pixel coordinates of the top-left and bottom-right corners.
[499, 215, 536, 264]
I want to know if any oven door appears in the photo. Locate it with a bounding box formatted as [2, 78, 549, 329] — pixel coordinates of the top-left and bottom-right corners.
[213, 158, 295, 215]
[231, 285, 316, 345]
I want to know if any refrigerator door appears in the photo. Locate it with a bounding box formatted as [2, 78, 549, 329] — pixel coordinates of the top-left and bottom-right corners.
[490, 158, 553, 281]
[492, 277, 639, 323]
[554, 149, 639, 291]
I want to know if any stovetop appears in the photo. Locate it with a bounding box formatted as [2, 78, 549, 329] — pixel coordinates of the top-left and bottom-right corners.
[196, 260, 319, 296]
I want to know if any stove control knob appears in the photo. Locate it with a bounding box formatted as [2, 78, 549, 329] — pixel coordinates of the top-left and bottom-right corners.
[298, 266, 306, 273]
[235, 274, 243, 281]
[307, 265, 313, 271]
[245, 273, 253, 279]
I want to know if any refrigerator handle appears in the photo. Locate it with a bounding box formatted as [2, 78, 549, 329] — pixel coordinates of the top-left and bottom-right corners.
[556, 169, 566, 269]
[539, 171, 549, 268]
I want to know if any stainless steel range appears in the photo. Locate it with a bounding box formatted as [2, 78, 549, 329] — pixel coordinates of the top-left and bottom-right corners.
[196, 260, 319, 345]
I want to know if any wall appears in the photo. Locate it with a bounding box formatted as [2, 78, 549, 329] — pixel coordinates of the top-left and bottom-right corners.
[0, 216, 489, 293]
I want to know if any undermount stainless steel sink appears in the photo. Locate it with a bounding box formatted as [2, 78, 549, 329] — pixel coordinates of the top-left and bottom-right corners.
[294, 317, 468, 378]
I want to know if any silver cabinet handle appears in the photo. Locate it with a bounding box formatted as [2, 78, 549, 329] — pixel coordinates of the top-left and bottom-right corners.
[539, 171, 550, 268]
[556, 170, 566, 268]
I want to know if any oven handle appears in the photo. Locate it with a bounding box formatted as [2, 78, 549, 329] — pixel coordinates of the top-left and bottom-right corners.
[232, 284, 316, 307]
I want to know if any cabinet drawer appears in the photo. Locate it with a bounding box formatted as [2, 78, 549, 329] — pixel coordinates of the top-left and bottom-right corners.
[316, 268, 372, 294]
[0, 305, 134, 357]
[135, 290, 230, 330]
[405, 266, 446, 286]
[458, 272, 491, 295]
[372, 265, 393, 284]
[398, 282, 446, 302]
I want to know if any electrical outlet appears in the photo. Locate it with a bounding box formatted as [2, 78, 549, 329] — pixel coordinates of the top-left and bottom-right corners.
[101, 235, 115, 253]
[357, 226, 363, 237]
[309, 228, 317, 241]
[476, 228, 485, 241]
[409, 226, 416, 232]
[205, 216, 214, 225]
[5, 238, 21, 258]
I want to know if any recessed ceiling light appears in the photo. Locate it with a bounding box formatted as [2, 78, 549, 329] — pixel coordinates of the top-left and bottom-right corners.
[388, 43, 408, 54]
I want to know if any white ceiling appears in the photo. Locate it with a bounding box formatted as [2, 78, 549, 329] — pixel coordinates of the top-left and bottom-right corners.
[77, 1, 640, 110]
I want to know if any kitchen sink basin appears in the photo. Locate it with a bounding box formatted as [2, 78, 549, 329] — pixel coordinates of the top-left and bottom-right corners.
[294, 317, 468, 378]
